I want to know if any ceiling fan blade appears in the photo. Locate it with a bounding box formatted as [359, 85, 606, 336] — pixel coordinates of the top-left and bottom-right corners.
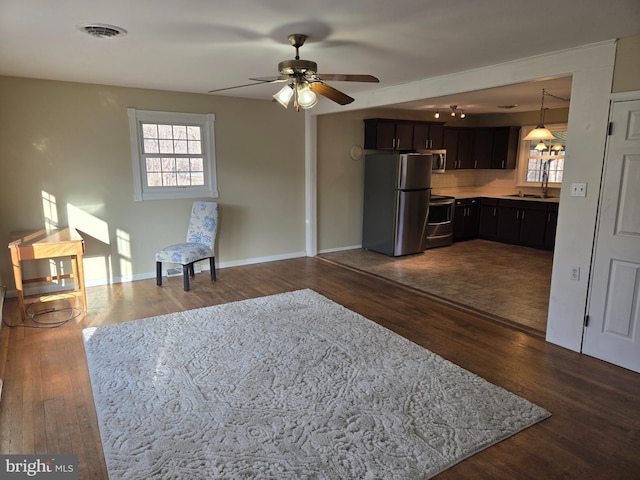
[316, 74, 379, 83]
[310, 82, 354, 105]
[208, 81, 277, 93]
[248, 76, 289, 82]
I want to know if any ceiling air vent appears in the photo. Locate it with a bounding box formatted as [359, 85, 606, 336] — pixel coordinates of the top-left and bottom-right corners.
[77, 23, 127, 39]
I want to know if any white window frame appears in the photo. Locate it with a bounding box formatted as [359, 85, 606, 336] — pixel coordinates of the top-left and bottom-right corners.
[515, 123, 567, 188]
[128, 108, 218, 201]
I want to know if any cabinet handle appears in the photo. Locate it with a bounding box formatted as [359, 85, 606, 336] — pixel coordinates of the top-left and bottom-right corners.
[493, 207, 496, 216]
[522, 211, 526, 220]
[397, 138, 400, 149]
[548, 213, 551, 222]
[516, 210, 520, 220]
[502, 160, 505, 168]
[425, 140, 429, 149]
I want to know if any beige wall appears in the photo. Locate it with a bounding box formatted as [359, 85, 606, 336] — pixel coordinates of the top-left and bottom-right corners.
[0, 77, 306, 289]
[612, 34, 640, 92]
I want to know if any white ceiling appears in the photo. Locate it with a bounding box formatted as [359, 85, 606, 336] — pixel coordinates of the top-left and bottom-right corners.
[1, 0, 639, 114]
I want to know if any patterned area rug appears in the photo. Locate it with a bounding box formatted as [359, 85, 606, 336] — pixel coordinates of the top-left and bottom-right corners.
[83, 289, 550, 479]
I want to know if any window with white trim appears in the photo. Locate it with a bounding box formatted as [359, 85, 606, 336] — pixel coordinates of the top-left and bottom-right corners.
[516, 124, 567, 187]
[128, 109, 218, 201]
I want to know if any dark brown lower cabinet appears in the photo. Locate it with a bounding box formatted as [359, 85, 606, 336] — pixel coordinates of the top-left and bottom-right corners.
[496, 199, 548, 248]
[544, 203, 559, 249]
[453, 198, 480, 241]
[453, 197, 558, 249]
[479, 198, 499, 240]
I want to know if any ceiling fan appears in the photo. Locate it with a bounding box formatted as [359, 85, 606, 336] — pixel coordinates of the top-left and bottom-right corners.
[208, 34, 379, 110]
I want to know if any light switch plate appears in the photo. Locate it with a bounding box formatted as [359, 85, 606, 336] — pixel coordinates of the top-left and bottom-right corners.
[571, 182, 587, 197]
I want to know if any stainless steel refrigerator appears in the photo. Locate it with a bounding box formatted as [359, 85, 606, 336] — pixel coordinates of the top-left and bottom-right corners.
[362, 152, 432, 256]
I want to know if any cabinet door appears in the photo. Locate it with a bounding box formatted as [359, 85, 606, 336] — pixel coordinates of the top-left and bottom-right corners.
[544, 204, 558, 249]
[413, 123, 430, 150]
[453, 198, 479, 240]
[395, 122, 414, 150]
[479, 201, 499, 239]
[496, 204, 521, 243]
[466, 199, 480, 237]
[457, 128, 474, 169]
[473, 128, 494, 169]
[492, 126, 519, 169]
[453, 200, 466, 240]
[519, 205, 548, 248]
[429, 124, 444, 149]
[376, 121, 397, 149]
[443, 128, 459, 169]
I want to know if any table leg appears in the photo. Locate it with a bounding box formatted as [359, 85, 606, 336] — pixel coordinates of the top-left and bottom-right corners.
[76, 252, 87, 311]
[9, 247, 25, 321]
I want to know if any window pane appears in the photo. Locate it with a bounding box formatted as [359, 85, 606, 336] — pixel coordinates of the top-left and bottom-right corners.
[143, 139, 159, 154]
[147, 172, 162, 187]
[161, 157, 176, 172]
[162, 172, 177, 186]
[146, 157, 161, 171]
[187, 126, 201, 141]
[191, 158, 203, 171]
[158, 125, 173, 138]
[172, 125, 187, 140]
[188, 140, 202, 154]
[142, 123, 158, 138]
[159, 139, 174, 154]
[176, 158, 191, 171]
[191, 172, 204, 185]
[173, 140, 188, 154]
[177, 172, 192, 186]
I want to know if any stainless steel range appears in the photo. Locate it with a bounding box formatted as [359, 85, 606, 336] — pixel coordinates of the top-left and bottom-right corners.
[425, 194, 455, 249]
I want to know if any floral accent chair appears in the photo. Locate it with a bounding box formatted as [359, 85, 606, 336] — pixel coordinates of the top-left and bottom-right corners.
[156, 201, 218, 291]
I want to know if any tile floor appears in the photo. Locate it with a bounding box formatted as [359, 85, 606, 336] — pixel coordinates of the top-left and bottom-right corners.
[320, 239, 553, 334]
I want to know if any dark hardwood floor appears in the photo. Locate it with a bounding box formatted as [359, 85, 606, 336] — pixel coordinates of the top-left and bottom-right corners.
[0, 257, 638, 479]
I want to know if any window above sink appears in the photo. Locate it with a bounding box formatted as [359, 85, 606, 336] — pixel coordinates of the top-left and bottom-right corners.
[516, 124, 567, 188]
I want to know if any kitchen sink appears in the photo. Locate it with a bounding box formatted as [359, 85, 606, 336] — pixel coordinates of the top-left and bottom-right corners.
[504, 194, 558, 199]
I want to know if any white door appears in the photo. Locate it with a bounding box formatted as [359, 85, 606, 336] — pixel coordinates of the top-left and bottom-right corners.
[583, 99, 640, 373]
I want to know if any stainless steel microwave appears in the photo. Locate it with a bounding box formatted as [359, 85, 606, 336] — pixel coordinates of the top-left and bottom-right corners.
[421, 149, 447, 174]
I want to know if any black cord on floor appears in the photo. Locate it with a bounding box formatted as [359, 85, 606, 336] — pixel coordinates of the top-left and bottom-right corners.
[1, 288, 83, 329]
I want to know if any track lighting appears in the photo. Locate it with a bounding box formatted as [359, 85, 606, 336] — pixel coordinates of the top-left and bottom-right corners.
[448, 105, 466, 119]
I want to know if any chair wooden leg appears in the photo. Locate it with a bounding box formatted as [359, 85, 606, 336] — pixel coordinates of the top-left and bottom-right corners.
[189, 263, 195, 278]
[156, 262, 162, 286]
[182, 264, 190, 291]
[210, 257, 216, 281]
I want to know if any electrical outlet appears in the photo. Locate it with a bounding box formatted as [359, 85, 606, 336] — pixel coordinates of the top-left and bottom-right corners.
[571, 182, 587, 197]
[570, 266, 580, 281]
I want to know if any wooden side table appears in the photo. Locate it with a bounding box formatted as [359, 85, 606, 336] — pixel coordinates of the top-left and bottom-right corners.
[8, 228, 87, 321]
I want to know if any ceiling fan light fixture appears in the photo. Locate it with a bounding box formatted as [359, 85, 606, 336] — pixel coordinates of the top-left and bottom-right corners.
[296, 82, 318, 109]
[434, 111, 440, 119]
[273, 84, 294, 108]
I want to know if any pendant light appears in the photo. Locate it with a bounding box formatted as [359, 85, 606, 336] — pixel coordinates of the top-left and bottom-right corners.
[524, 89, 559, 141]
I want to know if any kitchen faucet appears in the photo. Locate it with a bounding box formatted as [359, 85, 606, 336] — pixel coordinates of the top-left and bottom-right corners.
[541, 159, 554, 198]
